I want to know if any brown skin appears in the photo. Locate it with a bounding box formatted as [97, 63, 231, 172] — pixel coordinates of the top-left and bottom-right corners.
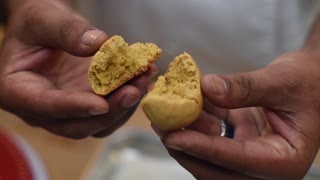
[0, 0, 158, 139]
[152, 16, 320, 180]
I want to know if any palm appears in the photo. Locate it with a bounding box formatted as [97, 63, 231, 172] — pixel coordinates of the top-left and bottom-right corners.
[0, 42, 95, 119]
[225, 108, 297, 170]
[0, 0, 158, 139]
[11, 48, 92, 92]
[199, 103, 296, 163]
[162, 104, 310, 179]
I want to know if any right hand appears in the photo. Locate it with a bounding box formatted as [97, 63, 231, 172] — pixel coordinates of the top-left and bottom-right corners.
[0, 0, 157, 139]
[153, 51, 320, 179]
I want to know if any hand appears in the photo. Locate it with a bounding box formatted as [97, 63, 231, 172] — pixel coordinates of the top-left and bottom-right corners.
[0, 0, 157, 139]
[152, 51, 320, 179]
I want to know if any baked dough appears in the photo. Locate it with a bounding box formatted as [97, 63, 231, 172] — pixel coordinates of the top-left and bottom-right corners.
[88, 35, 162, 95]
[141, 53, 203, 131]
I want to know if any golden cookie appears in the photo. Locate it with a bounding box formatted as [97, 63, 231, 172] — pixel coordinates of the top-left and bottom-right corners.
[88, 35, 162, 95]
[141, 53, 203, 131]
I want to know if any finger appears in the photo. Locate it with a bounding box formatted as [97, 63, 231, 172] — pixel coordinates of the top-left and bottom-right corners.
[144, 64, 158, 79]
[4, 87, 110, 119]
[226, 108, 261, 140]
[128, 64, 158, 93]
[201, 65, 299, 109]
[252, 108, 273, 135]
[151, 111, 222, 138]
[44, 85, 143, 139]
[166, 148, 257, 180]
[45, 91, 109, 118]
[19, 1, 107, 56]
[146, 83, 155, 92]
[203, 98, 228, 119]
[89, 85, 143, 138]
[92, 103, 139, 138]
[186, 111, 222, 136]
[164, 130, 297, 179]
[151, 124, 169, 141]
[151, 115, 220, 139]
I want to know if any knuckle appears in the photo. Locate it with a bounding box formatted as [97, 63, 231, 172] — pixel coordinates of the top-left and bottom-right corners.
[232, 74, 254, 104]
[17, 4, 43, 38]
[59, 18, 87, 51]
[278, 70, 303, 95]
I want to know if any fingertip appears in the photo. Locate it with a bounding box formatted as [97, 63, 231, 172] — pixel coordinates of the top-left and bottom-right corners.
[58, 17, 108, 57]
[147, 63, 159, 78]
[146, 83, 155, 92]
[77, 30, 108, 56]
[81, 29, 103, 46]
[69, 92, 109, 116]
[186, 111, 222, 136]
[164, 131, 187, 151]
[121, 93, 142, 109]
[87, 105, 109, 116]
[106, 85, 143, 109]
[151, 124, 167, 141]
[202, 74, 228, 96]
[86, 30, 108, 50]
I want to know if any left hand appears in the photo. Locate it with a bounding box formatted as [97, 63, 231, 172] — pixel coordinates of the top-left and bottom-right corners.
[0, 0, 158, 139]
[152, 50, 320, 179]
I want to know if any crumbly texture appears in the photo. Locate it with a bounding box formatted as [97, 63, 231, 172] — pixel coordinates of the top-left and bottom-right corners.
[141, 53, 203, 131]
[88, 35, 162, 95]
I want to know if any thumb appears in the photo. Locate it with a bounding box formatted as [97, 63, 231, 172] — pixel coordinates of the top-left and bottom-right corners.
[201, 67, 297, 109]
[17, 2, 107, 56]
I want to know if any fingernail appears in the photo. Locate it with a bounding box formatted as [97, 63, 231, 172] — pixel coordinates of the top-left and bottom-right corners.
[151, 68, 159, 78]
[121, 94, 141, 109]
[81, 29, 103, 46]
[165, 143, 183, 151]
[88, 107, 108, 116]
[204, 75, 228, 95]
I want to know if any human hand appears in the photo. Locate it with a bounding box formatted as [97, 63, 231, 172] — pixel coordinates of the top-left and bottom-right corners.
[0, 0, 157, 139]
[152, 51, 320, 179]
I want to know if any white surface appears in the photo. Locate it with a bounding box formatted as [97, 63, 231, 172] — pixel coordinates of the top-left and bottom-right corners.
[112, 149, 195, 180]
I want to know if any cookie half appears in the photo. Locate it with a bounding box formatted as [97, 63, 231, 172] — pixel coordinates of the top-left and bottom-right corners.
[88, 35, 162, 95]
[141, 53, 203, 131]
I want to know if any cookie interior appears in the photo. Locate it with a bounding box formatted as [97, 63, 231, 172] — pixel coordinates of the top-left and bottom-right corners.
[142, 53, 203, 131]
[88, 35, 162, 95]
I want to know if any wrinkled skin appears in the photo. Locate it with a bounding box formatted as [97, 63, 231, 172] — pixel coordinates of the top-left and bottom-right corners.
[0, 0, 158, 139]
[153, 51, 320, 179]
